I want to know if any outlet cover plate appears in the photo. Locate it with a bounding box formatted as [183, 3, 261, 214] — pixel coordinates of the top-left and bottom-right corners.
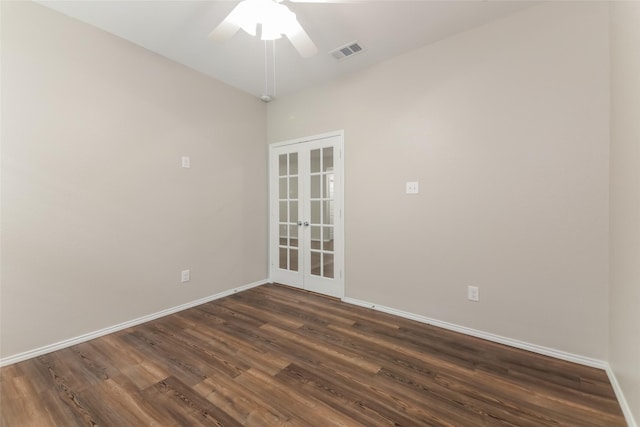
[406, 181, 419, 194]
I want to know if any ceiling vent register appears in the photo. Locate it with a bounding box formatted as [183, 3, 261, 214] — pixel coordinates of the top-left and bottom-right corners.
[330, 41, 365, 60]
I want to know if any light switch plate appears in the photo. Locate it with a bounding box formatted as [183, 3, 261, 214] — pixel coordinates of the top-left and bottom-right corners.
[406, 181, 419, 194]
[468, 286, 479, 301]
[181, 156, 191, 169]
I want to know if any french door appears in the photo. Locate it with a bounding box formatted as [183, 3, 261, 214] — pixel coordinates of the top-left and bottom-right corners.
[269, 131, 344, 298]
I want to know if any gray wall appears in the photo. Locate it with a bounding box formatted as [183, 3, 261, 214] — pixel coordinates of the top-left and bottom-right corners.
[1, 1, 268, 358]
[610, 1, 640, 422]
[268, 2, 611, 360]
[3, 4, 636, 422]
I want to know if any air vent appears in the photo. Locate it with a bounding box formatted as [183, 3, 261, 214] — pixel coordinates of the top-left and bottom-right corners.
[329, 41, 365, 60]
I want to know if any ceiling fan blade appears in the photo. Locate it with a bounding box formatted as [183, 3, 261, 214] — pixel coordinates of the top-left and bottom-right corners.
[285, 19, 318, 58]
[208, 19, 240, 41]
[208, 1, 254, 41]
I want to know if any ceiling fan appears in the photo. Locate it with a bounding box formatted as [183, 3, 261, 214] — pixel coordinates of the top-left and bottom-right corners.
[208, 0, 348, 58]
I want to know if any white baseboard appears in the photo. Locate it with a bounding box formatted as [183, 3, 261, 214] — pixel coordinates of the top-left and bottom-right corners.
[343, 296, 637, 427]
[342, 296, 607, 368]
[606, 365, 638, 427]
[0, 279, 269, 368]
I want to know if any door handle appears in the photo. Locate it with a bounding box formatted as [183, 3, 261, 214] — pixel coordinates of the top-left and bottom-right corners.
[297, 221, 303, 226]
[304, 221, 309, 227]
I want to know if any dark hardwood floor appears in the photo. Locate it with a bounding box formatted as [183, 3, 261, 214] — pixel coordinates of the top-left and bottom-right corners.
[0, 283, 626, 426]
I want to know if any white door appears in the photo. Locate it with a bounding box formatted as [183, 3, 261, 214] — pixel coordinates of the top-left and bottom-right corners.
[269, 131, 344, 298]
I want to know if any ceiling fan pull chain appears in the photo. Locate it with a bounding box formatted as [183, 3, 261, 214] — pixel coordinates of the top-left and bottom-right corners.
[272, 39, 277, 98]
[264, 39, 269, 98]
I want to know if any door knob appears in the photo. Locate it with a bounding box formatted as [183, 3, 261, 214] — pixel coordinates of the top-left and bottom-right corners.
[297, 221, 303, 226]
[304, 221, 309, 227]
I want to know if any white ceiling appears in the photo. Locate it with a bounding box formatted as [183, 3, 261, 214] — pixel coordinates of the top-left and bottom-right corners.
[36, 0, 537, 100]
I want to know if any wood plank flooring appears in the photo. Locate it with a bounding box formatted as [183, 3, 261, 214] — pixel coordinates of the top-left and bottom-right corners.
[0, 283, 626, 426]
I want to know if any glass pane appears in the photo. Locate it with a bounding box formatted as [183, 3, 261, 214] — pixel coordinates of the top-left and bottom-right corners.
[323, 147, 333, 172]
[310, 201, 321, 224]
[279, 178, 287, 200]
[311, 251, 321, 276]
[279, 247, 287, 269]
[290, 153, 298, 175]
[310, 175, 321, 199]
[279, 154, 287, 176]
[289, 225, 298, 247]
[322, 175, 328, 198]
[279, 224, 287, 246]
[290, 249, 298, 272]
[310, 226, 321, 249]
[323, 227, 334, 251]
[326, 174, 335, 199]
[322, 201, 333, 225]
[310, 149, 321, 173]
[323, 253, 334, 278]
[289, 201, 298, 224]
[289, 177, 298, 199]
[279, 201, 287, 222]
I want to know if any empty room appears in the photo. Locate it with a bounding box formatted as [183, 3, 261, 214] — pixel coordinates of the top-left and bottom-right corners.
[1, 0, 638, 426]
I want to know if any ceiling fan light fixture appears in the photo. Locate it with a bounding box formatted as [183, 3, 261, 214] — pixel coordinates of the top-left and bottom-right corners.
[227, 0, 298, 41]
[262, 6, 297, 40]
[261, 20, 284, 41]
[210, 0, 318, 58]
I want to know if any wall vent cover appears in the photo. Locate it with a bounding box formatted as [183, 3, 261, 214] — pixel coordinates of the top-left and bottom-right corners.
[329, 41, 365, 60]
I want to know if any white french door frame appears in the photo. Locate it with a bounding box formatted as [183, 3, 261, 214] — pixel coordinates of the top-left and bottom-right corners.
[268, 130, 345, 299]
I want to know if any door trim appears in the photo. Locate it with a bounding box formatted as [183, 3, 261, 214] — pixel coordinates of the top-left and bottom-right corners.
[269, 130, 344, 149]
[268, 130, 345, 298]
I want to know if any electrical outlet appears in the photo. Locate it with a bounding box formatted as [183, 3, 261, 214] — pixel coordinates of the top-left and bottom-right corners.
[406, 181, 419, 194]
[181, 269, 190, 283]
[467, 286, 479, 302]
